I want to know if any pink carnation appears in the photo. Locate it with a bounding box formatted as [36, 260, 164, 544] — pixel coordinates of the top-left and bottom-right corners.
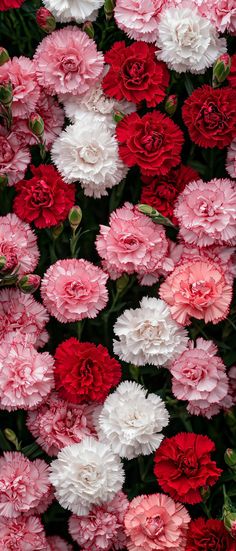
[159, 259, 233, 325]
[228, 366, 236, 406]
[174, 178, 236, 247]
[114, 0, 166, 43]
[0, 515, 48, 550]
[226, 139, 236, 178]
[0, 213, 39, 275]
[0, 452, 51, 518]
[0, 128, 30, 186]
[170, 338, 229, 419]
[197, 0, 236, 34]
[0, 288, 49, 348]
[0, 339, 54, 410]
[27, 393, 97, 456]
[41, 258, 108, 323]
[0, 56, 40, 118]
[34, 26, 104, 97]
[124, 493, 190, 551]
[47, 536, 73, 551]
[69, 491, 129, 551]
[96, 203, 173, 285]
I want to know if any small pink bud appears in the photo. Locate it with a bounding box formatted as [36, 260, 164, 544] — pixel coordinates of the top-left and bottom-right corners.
[165, 94, 178, 116]
[213, 54, 231, 87]
[36, 7, 56, 33]
[0, 47, 10, 66]
[82, 21, 94, 39]
[28, 113, 44, 138]
[18, 274, 41, 294]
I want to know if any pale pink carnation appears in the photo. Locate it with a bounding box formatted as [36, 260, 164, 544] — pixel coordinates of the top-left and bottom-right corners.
[34, 26, 104, 97]
[114, 0, 166, 43]
[124, 493, 190, 551]
[0, 452, 51, 518]
[27, 393, 97, 456]
[226, 139, 236, 179]
[0, 339, 54, 411]
[0, 213, 39, 275]
[0, 515, 48, 550]
[170, 338, 229, 419]
[69, 491, 129, 551]
[159, 259, 233, 325]
[0, 128, 30, 186]
[0, 56, 40, 119]
[41, 258, 108, 323]
[0, 288, 49, 348]
[47, 536, 73, 551]
[197, 0, 236, 34]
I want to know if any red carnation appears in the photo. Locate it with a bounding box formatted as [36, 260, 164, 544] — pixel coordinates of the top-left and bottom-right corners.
[182, 85, 236, 149]
[186, 518, 235, 551]
[0, 0, 24, 10]
[116, 111, 184, 177]
[13, 165, 75, 229]
[103, 41, 169, 108]
[154, 433, 222, 504]
[228, 54, 236, 88]
[140, 164, 199, 224]
[54, 338, 122, 404]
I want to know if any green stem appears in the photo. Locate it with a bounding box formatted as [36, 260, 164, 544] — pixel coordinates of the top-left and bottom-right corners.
[201, 502, 211, 518]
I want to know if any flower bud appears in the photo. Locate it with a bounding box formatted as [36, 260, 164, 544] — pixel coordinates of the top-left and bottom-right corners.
[138, 204, 175, 228]
[213, 54, 231, 88]
[4, 428, 18, 446]
[224, 510, 236, 538]
[51, 222, 64, 240]
[0, 47, 10, 66]
[82, 21, 94, 39]
[0, 256, 6, 272]
[113, 110, 125, 123]
[165, 94, 178, 116]
[116, 274, 129, 294]
[28, 112, 44, 138]
[36, 7, 56, 33]
[225, 448, 236, 468]
[68, 205, 82, 230]
[104, 0, 115, 20]
[200, 486, 211, 502]
[18, 274, 41, 294]
[0, 173, 8, 188]
[0, 81, 13, 107]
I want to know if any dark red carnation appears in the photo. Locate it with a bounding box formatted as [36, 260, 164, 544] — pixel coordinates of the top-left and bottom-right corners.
[0, 0, 24, 10]
[140, 164, 199, 224]
[54, 338, 122, 404]
[154, 433, 222, 504]
[228, 54, 236, 88]
[186, 518, 235, 551]
[103, 41, 169, 108]
[13, 164, 75, 229]
[182, 84, 236, 149]
[116, 111, 184, 177]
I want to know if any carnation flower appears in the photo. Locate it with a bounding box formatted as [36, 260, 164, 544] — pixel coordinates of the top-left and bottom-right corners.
[175, 178, 236, 247]
[186, 518, 235, 551]
[155, 5, 226, 74]
[46, 536, 73, 551]
[98, 381, 169, 459]
[182, 85, 236, 149]
[228, 366, 236, 406]
[103, 41, 169, 108]
[0, 339, 54, 410]
[170, 338, 229, 419]
[0, 0, 25, 9]
[41, 258, 108, 323]
[228, 53, 236, 87]
[0, 129, 30, 186]
[159, 259, 233, 325]
[197, 0, 236, 35]
[226, 139, 236, 178]
[0, 452, 51, 518]
[69, 492, 129, 551]
[49, 437, 125, 515]
[113, 297, 188, 367]
[35, 92, 65, 149]
[42, 0, 104, 23]
[0, 288, 49, 348]
[0, 515, 48, 550]
[34, 26, 104, 97]
[51, 114, 127, 198]
[96, 202, 172, 284]
[0, 213, 39, 275]
[0, 56, 40, 118]
[54, 338, 121, 404]
[124, 493, 190, 551]
[116, 111, 184, 176]
[14, 165, 75, 229]
[154, 433, 222, 504]
[114, 0, 167, 43]
[27, 392, 97, 456]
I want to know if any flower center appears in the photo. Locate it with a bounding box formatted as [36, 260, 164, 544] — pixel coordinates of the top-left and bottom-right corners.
[64, 280, 88, 299]
[60, 54, 80, 74]
[198, 101, 228, 130]
[0, 242, 18, 272]
[141, 130, 163, 152]
[143, 515, 164, 538]
[79, 144, 101, 164]
[30, 180, 54, 207]
[176, 22, 198, 47]
[123, 59, 146, 86]
[179, 453, 198, 476]
[0, 137, 14, 164]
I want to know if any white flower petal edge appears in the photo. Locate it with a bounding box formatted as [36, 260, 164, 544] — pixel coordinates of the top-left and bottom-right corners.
[43, 0, 104, 23]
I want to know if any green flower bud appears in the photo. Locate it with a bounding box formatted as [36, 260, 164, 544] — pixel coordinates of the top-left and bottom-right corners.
[200, 486, 211, 502]
[0, 173, 8, 188]
[36, 7, 56, 33]
[213, 54, 231, 88]
[165, 94, 178, 116]
[0, 256, 6, 272]
[28, 112, 44, 138]
[68, 205, 82, 230]
[0, 81, 13, 107]
[138, 204, 175, 228]
[0, 47, 10, 66]
[51, 222, 64, 240]
[113, 110, 125, 123]
[104, 0, 115, 20]
[225, 448, 236, 468]
[116, 274, 129, 294]
[18, 274, 41, 294]
[82, 21, 95, 39]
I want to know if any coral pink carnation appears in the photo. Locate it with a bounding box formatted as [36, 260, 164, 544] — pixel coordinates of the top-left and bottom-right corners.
[27, 392, 97, 456]
[159, 259, 233, 325]
[0, 452, 51, 518]
[0, 128, 30, 186]
[0, 339, 54, 411]
[226, 139, 236, 178]
[47, 536, 73, 551]
[0, 56, 40, 119]
[41, 258, 108, 323]
[114, 0, 167, 43]
[0, 515, 48, 550]
[34, 26, 104, 97]
[124, 493, 190, 551]
[0, 213, 39, 275]
[36, 92, 65, 149]
[174, 178, 236, 247]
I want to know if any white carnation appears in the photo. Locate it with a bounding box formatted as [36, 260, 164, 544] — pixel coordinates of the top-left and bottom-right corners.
[113, 297, 188, 367]
[42, 0, 104, 23]
[51, 113, 127, 198]
[155, 5, 226, 74]
[98, 381, 169, 459]
[49, 437, 124, 515]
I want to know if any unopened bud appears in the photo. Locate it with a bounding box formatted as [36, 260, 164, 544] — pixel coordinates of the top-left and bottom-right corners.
[213, 54, 231, 88]
[0, 47, 10, 66]
[0, 173, 8, 188]
[200, 486, 211, 502]
[224, 510, 236, 538]
[104, 0, 115, 20]
[28, 113, 44, 138]
[138, 203, 176, 228]
[225, 448, 236, 468]
[82, 21, 94, 39]
[0, 251, 18, 275]
[4, 428, 18, 446]
[0, 81, 13, 107]
[68, 205, 82, 230]
[51, 222, 64, 240]
[165, 94, 178, 116]
[0, 256, 6, 272]
[18, 274, 41, 294]
[113, 110, 125, 123]
[116, 274, 129, 294]
[36, 7, 56, 33]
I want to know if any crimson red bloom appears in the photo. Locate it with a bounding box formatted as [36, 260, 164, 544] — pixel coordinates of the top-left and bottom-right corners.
[116, 111, 184, 176]
[54, 338, 122, 404]
[102, 41, 169, 108]
[13, 165, 75, 229]
[186, 518, 235, 551]
[182, 85, 236, 149]
[0, 0, 24, 10]
[228, 54, 236, 88]
[154, 433, 222, 504]
[140, 164, 199, 224]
